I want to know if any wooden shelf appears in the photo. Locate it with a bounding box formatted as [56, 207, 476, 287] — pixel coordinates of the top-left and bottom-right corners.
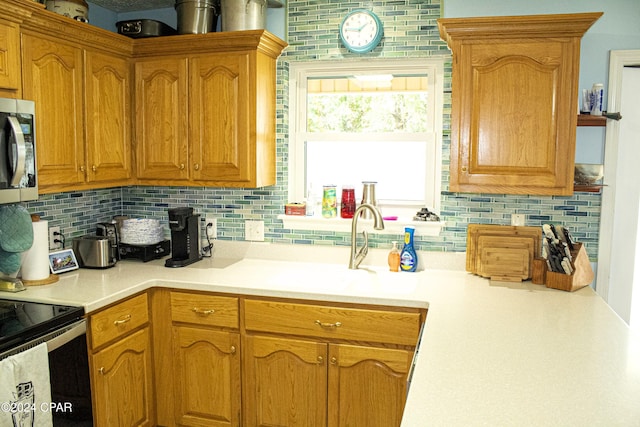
[574, 184, 604, 193]
[577, 114, 607, 126]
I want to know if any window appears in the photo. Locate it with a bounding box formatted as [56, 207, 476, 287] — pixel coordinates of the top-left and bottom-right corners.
[288, 58, 444, 220]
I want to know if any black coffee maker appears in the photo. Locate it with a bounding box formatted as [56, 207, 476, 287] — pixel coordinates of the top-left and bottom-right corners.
[165, 207, 201, 268]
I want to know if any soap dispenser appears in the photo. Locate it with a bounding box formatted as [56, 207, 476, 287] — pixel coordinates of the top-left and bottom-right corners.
[400, 227, 418, 272]
[388, 241, 400, 272]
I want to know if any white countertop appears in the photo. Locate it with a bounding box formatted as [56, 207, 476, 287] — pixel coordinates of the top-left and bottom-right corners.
[4, 242, 640, 426]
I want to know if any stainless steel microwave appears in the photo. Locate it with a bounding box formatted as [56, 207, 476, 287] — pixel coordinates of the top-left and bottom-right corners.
[0, 97, 37, 204]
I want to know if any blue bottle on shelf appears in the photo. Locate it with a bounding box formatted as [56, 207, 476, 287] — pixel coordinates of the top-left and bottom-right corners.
[400, 226, 418, 272]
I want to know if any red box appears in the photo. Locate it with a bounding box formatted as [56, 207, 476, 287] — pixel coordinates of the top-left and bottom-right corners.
[285, 203, 306, 216]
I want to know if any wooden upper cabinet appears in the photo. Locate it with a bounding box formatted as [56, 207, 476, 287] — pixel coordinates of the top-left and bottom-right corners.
[134, 57, 189, 181]
[134, 30, 286, 188]
[190, 52, 251, 183]
[438, 13, 602, 195]
[85, 50, 132, 183]
[21, 33, 86, 187]
[21, 12, 134, 193]
[0, 21, 21, 93]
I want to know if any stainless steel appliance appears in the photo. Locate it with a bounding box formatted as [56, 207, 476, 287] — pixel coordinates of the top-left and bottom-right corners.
[73, 236, 117, 268]
[165, 207, 202, 267]
[0, 299, 92, 425]
[176, 0, 219, 34]
[0, 98, 37, 204]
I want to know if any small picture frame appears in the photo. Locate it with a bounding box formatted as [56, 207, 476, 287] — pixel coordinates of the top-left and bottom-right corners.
[49, 249, 79, 274]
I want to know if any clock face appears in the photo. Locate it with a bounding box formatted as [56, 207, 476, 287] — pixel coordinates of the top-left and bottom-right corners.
[340, 10, 383, 53]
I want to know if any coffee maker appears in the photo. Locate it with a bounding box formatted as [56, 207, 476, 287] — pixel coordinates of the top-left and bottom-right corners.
[165, 207, 201, 267]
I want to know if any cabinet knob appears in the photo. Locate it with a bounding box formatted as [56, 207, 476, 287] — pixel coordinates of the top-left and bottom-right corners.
[99, 367, 105, 375]
[461, 167, 467, 172]
[330, 357, 337, 365]
[113, 314, 131, 326]
[179, 164, 185, 170]
[230, 346, 236, 354]
[92, 165, 97, 172]
[194, 163, 200, 171]
[79, 165, 85, 172]
[317, 356, 324, 364]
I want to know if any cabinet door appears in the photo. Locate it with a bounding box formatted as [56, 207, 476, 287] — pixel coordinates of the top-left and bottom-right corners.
[450, 39, 577, 195]
[189, 53, 251, 183]
[91, 327, 156, 427]
[85, 50, 132, 184]
[0, 21, 20, 91]
[22, 33, 85, 187]
[173, 326, 241, 426]
[243, 335, 327, 427]
[135, 57, 189, 181]
[327, 344, 412, 427]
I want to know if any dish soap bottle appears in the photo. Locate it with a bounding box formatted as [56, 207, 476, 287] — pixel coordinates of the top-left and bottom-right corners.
[400, 227, 418, 272]
[388, 241, 400, 272]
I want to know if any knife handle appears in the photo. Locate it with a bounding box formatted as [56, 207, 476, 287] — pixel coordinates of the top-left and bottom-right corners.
[562, 227, 575, 251]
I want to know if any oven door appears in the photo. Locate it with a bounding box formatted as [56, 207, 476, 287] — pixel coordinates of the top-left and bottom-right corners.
[48, 320, 93, 425]
[1, 319, 93, 425]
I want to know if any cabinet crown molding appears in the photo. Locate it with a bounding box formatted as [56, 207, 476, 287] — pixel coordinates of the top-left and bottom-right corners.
[0, 0, 42, 24]
[133, 30, 288, 59]
[438, 12, 603, 44]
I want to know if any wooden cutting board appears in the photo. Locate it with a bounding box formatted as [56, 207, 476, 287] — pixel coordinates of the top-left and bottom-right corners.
[479, 247, 530, 281]
[466, 224, 542, 281]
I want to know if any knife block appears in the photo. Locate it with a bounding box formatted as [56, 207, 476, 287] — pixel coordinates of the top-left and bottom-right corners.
[544, 243, 594, 292]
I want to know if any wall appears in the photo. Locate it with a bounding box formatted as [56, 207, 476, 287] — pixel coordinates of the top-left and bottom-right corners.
[28, 0, 640, 260]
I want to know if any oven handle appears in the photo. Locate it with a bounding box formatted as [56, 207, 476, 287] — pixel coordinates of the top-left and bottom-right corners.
[46, 319, 87, 353]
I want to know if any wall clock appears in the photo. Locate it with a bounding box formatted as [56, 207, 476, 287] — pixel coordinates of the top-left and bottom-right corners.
[339, 9, 384, 54]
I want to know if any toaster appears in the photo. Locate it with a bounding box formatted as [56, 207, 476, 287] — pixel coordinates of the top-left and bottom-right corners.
[72, 236, 117, 268]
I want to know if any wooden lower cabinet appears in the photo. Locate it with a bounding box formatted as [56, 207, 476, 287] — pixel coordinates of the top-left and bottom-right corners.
[173, 325, 241, 426]
[90, 327, 156, 426]
[243, 335, 328, 426]
[243, 335, 414, 427]
[327, 344, 413, 427]
[93, 290, 422, 427]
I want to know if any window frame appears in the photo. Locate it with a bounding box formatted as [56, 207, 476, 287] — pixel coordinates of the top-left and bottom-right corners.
[288, 58, 444, 215]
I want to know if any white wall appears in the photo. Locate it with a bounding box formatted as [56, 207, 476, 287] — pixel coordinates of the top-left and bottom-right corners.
[605, 65, 640, 327]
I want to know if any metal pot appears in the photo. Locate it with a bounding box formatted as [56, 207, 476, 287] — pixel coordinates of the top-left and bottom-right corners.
[176, 0, 220, 34]
[220, 0, 267, 31]
[45, 0, 89, 22]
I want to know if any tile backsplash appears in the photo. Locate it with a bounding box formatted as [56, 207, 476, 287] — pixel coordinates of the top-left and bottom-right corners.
[24, 0, 602, 259]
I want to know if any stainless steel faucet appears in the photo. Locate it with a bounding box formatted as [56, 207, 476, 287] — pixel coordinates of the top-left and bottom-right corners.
[348, 203, 385, 269]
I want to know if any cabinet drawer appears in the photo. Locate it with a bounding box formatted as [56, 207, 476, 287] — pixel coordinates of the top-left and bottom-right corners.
[170, 292, 239, 329]
[90, 293, 149, 349]
[244, 299, 422, 346]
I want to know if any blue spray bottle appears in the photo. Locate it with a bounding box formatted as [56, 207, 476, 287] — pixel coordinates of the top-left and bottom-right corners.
[400, 226, 418, 272]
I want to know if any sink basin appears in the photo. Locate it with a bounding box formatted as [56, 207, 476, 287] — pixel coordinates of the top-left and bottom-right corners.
[262, 263, 420, 291]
